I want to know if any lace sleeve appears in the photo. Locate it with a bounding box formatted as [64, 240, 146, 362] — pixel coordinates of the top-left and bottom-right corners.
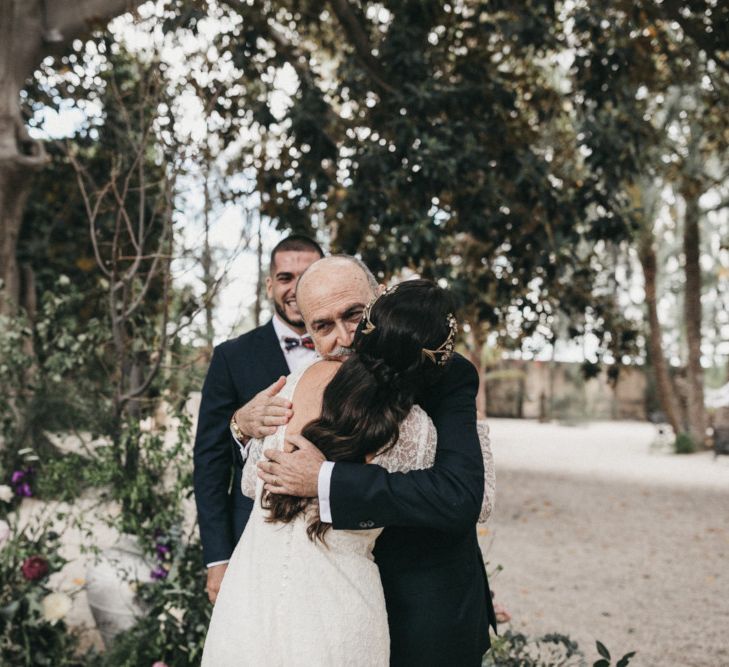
[477, 420, 496, 524]
[241, 437, 266, 499]
[372, 406, 436, 473]
[240, 365, 311, 499]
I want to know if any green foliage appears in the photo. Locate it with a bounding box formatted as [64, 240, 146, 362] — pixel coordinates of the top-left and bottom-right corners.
[113, 414, 194, 543]
[11, 34, 204, 508]
[32, 453, 100, 503]
[570, 0, 729, 394]
[2, 374, 199, 662]
[2, 33, 205, 661]
[594, 640, 636, 667]
[24, 40, 171, 317]
[31, 280, 112, 434]
[483, 632, 636, 667]
[0, 312, 34, 460]
[200, 0, 643, 367]
[18, 141, 102, 307]
[0, 278, 110, 496]
[674, 432, 696, 455]
[2, 2, 717, 664]
[483, 630, 583, 666]
[91, 536, 211, 667]
[0, 513, 83, 666]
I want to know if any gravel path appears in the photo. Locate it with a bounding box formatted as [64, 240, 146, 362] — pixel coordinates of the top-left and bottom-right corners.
[481, 420, 729, 667]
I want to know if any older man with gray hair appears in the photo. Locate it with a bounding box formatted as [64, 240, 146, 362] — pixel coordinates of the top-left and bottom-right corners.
[252, 255, 496, 666]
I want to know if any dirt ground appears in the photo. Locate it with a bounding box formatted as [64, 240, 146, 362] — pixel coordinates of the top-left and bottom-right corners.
[481, 419, 729, 667]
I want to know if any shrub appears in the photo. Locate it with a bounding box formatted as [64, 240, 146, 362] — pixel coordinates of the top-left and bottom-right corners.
[674, 432, 696, 454]
[484, 631, 583, 666]
[482, 632, 636, 667]
[91, 535, 212, 667]
[0, 513, 84, 666]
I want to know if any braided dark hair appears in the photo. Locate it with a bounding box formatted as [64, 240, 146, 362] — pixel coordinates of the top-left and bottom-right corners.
[264, 279, 456, 541]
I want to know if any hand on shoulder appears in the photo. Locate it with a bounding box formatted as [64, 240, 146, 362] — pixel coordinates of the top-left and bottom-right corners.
[233, 376, 293, 440]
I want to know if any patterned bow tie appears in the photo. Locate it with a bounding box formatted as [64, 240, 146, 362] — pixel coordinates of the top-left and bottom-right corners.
[283, 336, 315, 352]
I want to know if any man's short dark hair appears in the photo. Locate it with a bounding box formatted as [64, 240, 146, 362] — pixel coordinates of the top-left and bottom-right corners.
[270, 234, 324, 273]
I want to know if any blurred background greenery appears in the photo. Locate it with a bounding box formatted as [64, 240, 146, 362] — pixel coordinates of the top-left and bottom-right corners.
[1, 1, 728, 664]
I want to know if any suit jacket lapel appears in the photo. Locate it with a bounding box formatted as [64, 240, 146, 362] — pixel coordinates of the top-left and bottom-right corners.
[256, 319, 290, 380]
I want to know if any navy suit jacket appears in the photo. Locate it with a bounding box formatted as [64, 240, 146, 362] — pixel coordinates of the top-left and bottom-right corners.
[330, 354, 497, 665]
[193, 320, 289, 565]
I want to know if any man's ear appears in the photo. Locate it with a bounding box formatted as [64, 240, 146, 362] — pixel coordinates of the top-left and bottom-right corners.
[297, 300, 309, 331]
[376, 283, 386, 296]
[265, 275, 273, 297]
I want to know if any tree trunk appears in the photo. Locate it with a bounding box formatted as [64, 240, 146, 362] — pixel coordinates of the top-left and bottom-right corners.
[682, 183, 707, 447]
[0, 165, 33, 313]
[638, 235, 684, 435]
[0, 0, 44, 314]
[201, 163, 215, 358]
[0, 0, 145, 314]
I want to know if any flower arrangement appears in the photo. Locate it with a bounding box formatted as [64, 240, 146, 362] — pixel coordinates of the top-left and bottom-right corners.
[0, 512, 84, 666]
[0, 267, 211, 665]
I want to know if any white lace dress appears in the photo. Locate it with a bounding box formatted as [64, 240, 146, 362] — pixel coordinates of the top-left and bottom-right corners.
[201, 366, 435, 666]
[201, 365, 495, 667]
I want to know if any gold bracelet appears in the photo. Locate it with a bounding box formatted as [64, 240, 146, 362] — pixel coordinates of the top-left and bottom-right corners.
[230, 411, 245, 442]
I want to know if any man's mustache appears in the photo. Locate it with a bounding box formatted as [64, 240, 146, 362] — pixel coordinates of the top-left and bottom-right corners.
[324, 346, 353, 360]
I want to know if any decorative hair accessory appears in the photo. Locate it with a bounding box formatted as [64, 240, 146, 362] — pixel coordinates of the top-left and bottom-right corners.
[361, 284, 400, 335]
[421, 313, 458, 366]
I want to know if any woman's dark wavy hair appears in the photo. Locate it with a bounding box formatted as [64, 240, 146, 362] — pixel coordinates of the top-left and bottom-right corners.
[264, 279, 456, 542]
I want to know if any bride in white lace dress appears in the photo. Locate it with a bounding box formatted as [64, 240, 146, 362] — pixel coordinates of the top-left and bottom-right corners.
[201, 281, 493, 667]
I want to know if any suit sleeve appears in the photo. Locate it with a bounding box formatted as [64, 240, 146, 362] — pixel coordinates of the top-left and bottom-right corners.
[193, 345, 237, 564]
[329, 355, 484, 534]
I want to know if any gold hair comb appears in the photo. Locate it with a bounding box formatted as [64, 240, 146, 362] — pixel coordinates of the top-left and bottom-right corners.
[421, 313, 458, 366]
[361, 284, 400, 335]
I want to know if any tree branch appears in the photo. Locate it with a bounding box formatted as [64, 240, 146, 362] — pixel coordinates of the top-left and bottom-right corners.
[110, 177, 141, 255]
[641, 0, 729, 77]
[120, 206, 173, 404]
[327, 0, 396, 94]
[9, 118, 49, 169]
[66, 149, 113, 278]
[123, 222, 171, 319]
[46, 0, 145, 47]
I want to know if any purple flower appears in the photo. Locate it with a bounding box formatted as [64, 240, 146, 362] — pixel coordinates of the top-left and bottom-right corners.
[150, 566, 168, 580]
[11, 469, 33, 497]
[155, 544, 171, 558]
